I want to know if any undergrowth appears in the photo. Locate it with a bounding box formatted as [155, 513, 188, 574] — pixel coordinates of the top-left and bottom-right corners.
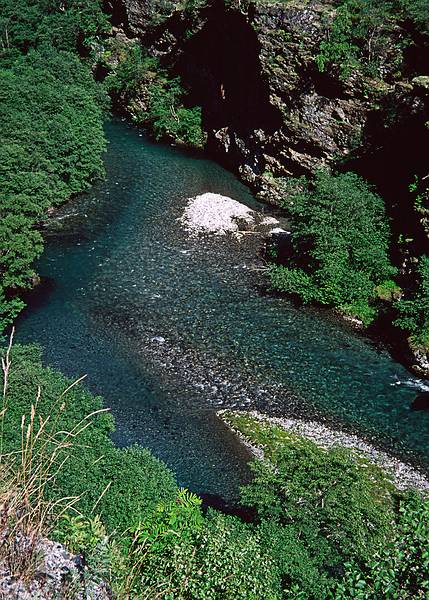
[1, 337, 429, 598]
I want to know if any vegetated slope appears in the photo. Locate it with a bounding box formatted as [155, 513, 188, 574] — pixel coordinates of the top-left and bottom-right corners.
[0, 0, 108, 332]
[1, 343, 429, 598]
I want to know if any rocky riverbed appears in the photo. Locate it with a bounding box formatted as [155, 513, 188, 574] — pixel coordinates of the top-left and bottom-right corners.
[180, 192, 289, 237]
[17, 119, 429, 502]
[220, 410, 429, 492]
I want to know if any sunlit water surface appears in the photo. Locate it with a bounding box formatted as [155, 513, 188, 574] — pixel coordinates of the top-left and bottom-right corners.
[17, 120, 429, 500]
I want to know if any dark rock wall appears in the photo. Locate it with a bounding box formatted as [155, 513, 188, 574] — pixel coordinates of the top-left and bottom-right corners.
[112, 0, 428, 197]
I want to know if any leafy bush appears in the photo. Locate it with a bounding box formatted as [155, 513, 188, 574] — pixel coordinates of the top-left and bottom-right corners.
[126, 509, 282, 599]
[0, 47, 107, 332]
[229, 414, 397, 595]
[147, 80, 204, 147]
[395, 255, 429, 349]
[400, 0, 429, 32]
[317, 0, 364, 78]
[269, 171, 396, 324]
[332, 493, 429, 599]
[55, 514, 107, 556]
[130, 487, 203, 552]
[0, 0, 109, 57]
[221, 412, 421, 597]
[241, 435, 395, 566]
[0, 0, 108, 334]
[316, 0, 428, 78]
[106, 43, 205, 148]
[258, 520, 333, 599]
[1, 344, 177, 533]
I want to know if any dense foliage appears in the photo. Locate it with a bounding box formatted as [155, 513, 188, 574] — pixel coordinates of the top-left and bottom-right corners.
[123, 506, 281, 598]
[0, 0, 108, 334]
[3, 345, 177, 530]
[395, 255, 429, 350]
[242, 442, 394, 564]
[317, 0, 429, 78]
[2, 347, 428, 598]
[268, 171, 397, 324]
[106, 42, 205, 147]
[0, 0, 109, 57]
[334, 494, 429, 598]
[225, 413, 429, 599]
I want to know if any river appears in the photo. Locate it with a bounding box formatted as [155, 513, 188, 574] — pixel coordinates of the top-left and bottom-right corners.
[16, 119, 429, 501]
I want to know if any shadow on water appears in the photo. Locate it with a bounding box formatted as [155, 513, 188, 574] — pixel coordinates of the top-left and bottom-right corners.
[16, 119, 429, 502]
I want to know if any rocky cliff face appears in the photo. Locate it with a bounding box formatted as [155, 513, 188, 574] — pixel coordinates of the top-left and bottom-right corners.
[0, 537, 110, 599]
[106, 0, 429, 373]
[109, 0, 428, 197]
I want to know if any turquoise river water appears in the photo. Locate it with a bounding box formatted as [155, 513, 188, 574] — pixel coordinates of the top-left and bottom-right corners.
[17, 120, 429, 501]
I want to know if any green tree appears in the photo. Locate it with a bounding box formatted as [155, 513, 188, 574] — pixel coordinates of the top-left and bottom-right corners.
[316, 0, 428, 78]
[395, 255, 429, 349]
[0, 0, 109, 57]
[241, 437, 395, 569]
[0, 47, 107, 333]
[128, 510, 282, 599]
[269, 171, 397, 324]
[105, 43, 205, 148]
[332, 494, 429, 599]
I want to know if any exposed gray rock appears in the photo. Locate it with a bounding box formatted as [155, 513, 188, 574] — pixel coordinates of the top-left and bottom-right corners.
[0, 538, 110, 600]
[119, 0, 177, 33]
[411, 346, 429, 378]
[412, 75, 429, 91]
[114, 0, 428, 199]
[180, 192, 255, 236]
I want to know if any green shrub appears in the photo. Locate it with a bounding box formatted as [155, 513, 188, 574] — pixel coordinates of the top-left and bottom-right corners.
[375, 279, 402, 301]
[395, 255, 429, 349]
[221, 413, 407, 597]
[1, 344, 177, 533]
[258, 520, 333, 599]
[105, 44, 156, 95]
[400, 0, 429, 33]
[145, 79, 205, 147]
[106, 43, 205, 148]
[0, 0, 109, 56]
[129, 510, 282, 599]
[54, 514, 107, 556]
[130, 487, 203, 551]
[240, 430, 396, 572]
[0, 0, 108, 334]
[269, 171, 396, 324]
[316, 0, 427, 78]
[332, 493, 429, 598]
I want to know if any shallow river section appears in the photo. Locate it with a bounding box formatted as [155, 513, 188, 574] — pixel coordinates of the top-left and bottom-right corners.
[17, 120, 429, 500]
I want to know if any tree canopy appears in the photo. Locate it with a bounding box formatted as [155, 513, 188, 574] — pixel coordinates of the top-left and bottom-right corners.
[0, 0, 108, 334]
[269, 171, 397, 324]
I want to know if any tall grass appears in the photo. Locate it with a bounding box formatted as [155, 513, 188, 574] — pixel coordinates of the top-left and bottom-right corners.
[0, 329, 108, 587]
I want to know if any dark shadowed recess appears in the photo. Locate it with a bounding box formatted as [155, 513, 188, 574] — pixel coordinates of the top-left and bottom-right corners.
[343, 104, 429, 259]
[176, 3, 282, 134]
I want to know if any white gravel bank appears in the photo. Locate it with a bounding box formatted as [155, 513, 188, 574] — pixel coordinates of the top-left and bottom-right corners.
[180, 192, 255, 235]
[219, 410, 429, 492]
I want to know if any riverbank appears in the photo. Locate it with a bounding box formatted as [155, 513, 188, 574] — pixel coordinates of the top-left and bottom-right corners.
[17, 119, 429, 501]
[220, 410, 429, 492]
